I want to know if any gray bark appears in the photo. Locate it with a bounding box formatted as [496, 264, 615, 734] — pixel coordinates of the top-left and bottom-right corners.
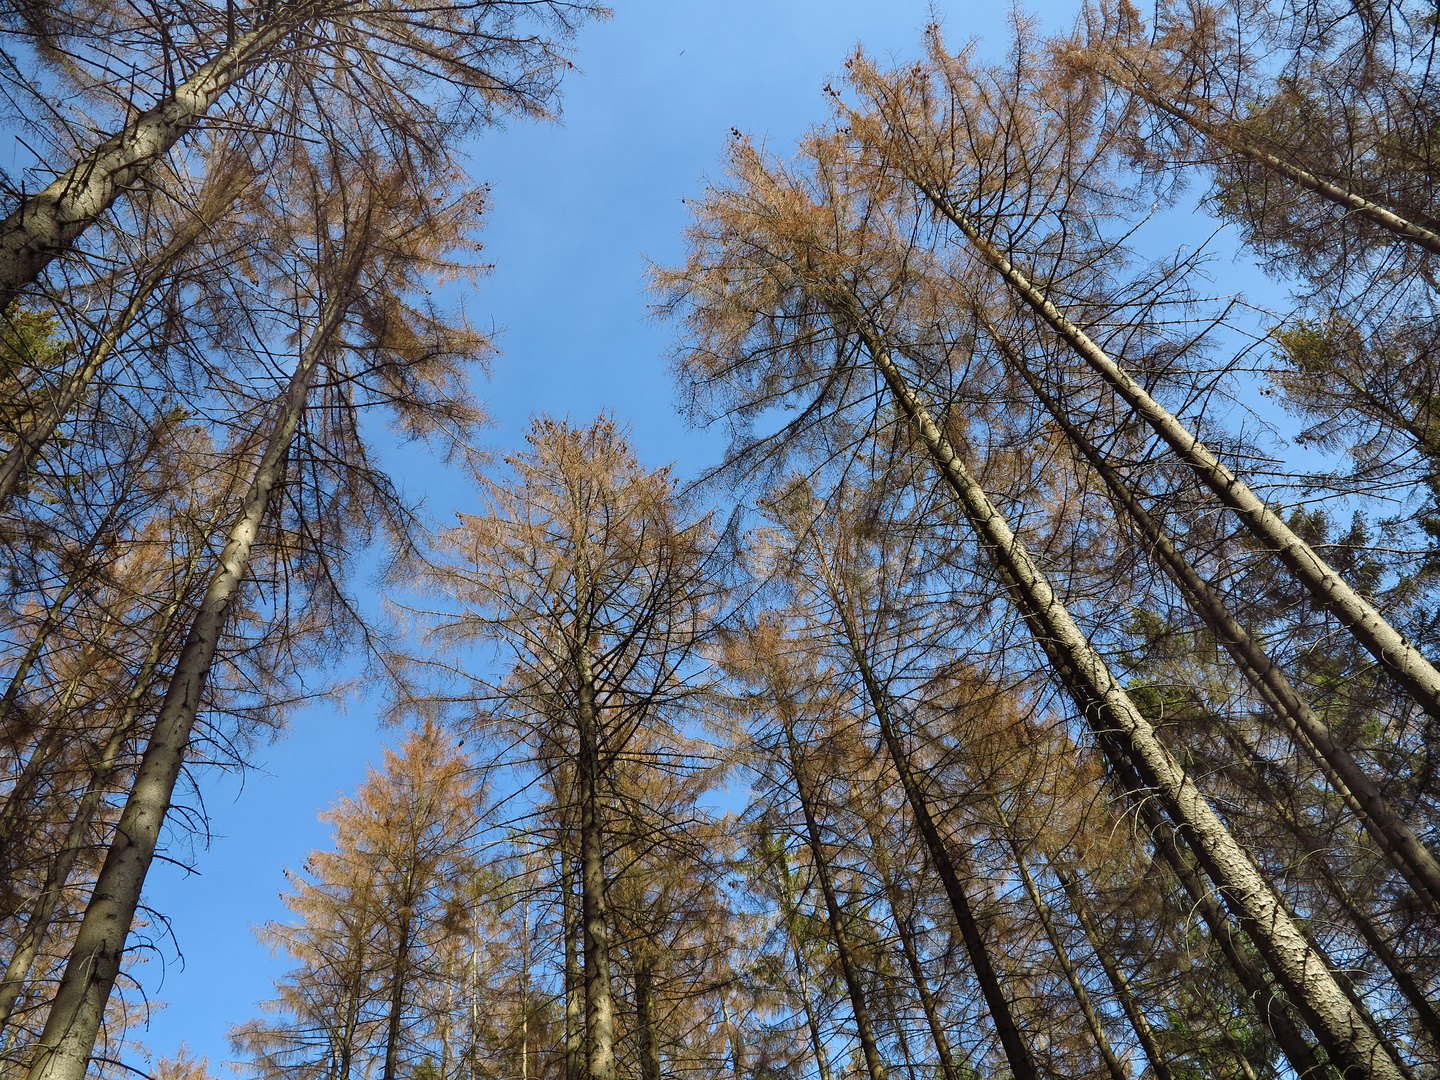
[821, 559, 1038, 1080]
[0, 159, 253, 510]
[21, 282, 347, 1080]
[0, 546, 204, 1034]
[915, 181, 1440, 730]
[996, 808, 1129, 1080]
[829, 293, 1403, 1080]
[576, 640, 616, 1080]
[0, 9, 310, 306]
[987, 320, 1440, 916]
[1085, 64, 1440, 257]
[777, 709, 889, 1080]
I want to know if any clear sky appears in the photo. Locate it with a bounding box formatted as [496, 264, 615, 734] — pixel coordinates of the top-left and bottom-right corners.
[134, 0, 1142, 1067]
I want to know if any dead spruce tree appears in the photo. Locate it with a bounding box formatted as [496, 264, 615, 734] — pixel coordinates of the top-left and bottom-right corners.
[17, 145, 489, 1080]
[658, 133, 1411, 1080]
[408, 416, 726, 1080]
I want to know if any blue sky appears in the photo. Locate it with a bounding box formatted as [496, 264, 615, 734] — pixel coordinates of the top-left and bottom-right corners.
[132, 0, 1198, 1067]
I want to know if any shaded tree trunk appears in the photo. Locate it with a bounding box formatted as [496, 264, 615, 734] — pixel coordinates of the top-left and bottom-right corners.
[777, 710, 889, 1080]
[995, 806, 1128, 1080]
[905, 178, 1440, 734]
[821, 555, 1041, 1080]
[1046, 854, 1177, 1080]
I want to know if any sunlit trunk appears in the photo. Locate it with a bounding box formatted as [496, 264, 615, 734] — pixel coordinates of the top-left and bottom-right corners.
[22, 284, 345, 1080]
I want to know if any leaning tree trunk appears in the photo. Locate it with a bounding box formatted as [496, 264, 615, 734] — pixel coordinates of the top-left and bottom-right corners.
[820, 283, 1404, 1080]
[776, 706, 890, 1080]
[0, 5, 313, 308]
[1093, 728, 1333, 1080]
[773, 840, 837, 1080]
[1212, 722, 1440, 1053]
[821, 558, 1039, 1080]
[983, 315, 1440, 917]
[0, 157, 255, 511]
[866, 821, 967, 1080]
[995, 805, 1129, 1080]
[0, 542, 207, 1033]
[901, 175, 1440, 732]
[1045, 852, 1178, 1080]
[21, 281, 349, 1080]
[1075, 58, 1440, 257]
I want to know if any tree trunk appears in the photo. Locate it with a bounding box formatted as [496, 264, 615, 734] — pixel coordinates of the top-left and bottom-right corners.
[0, 547, 203, 1033]
[0, 157, 253, 510]
[576, 643, 616, 1080]
[822, 556, 1039, 1080]
[21, 282, 347, 1080]
[996, 807, 1129, 1080]
[381, 908, 413, 1080]
[1212, 724, 1440, 1053]
[1094, 729, 1334, 1080]
[908, 177, 1440, 732]
[869, 833, 965, 1080]
[0, 7, 309, 307]
[561, 843, 583, 1080]
[1046, 854, 1177, 1080]
[830, 295, 1403, 1080]
[635, 955, 661, 1080]
[773, 840, 836, 1080]
[1081, 61, 1440, 257]
[987, 317, 1440, 916]
[777, 711, 889, 1080]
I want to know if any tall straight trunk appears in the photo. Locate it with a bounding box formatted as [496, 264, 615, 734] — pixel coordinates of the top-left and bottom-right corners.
[776, 712, 889, 1080]
[718, 988, 744, 1080]
[824, 290, 1402, 1080]
[995, 807, 1128, 1080]
[868, 831, 965, 1080]
[561, 843, 583, 1080]
[22, 283, 348, 1080]
[821, 558, 1040, 1080]
[635, 955, 660, 1080]
[1081, 63, 1440, 257]
[986, 318, 1440, 916]
[1212, 723, 1440, 1052]
[0, 5, 313, 307]
[575, 642, 616, 1080]
[1045, 854, 1177, 1080]
[0, 159, 253, 510]
[905, 177, 1440, 731]
[381, 909, 414, 1080]
[774, 841, 836, 1080]
[0, 545, 205, 1033]
[1093, 729, 1333, 1080]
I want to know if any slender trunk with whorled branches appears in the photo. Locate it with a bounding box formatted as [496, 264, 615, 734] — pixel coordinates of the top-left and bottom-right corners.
[1075, 59, 1440, 257]
[21, 281, 348, 1080]
[820, 280, 1405, 1080]
[977, 316, 1440, 917]
[902, 178, 1440, 731]
[819, 558, 1039, 1080]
